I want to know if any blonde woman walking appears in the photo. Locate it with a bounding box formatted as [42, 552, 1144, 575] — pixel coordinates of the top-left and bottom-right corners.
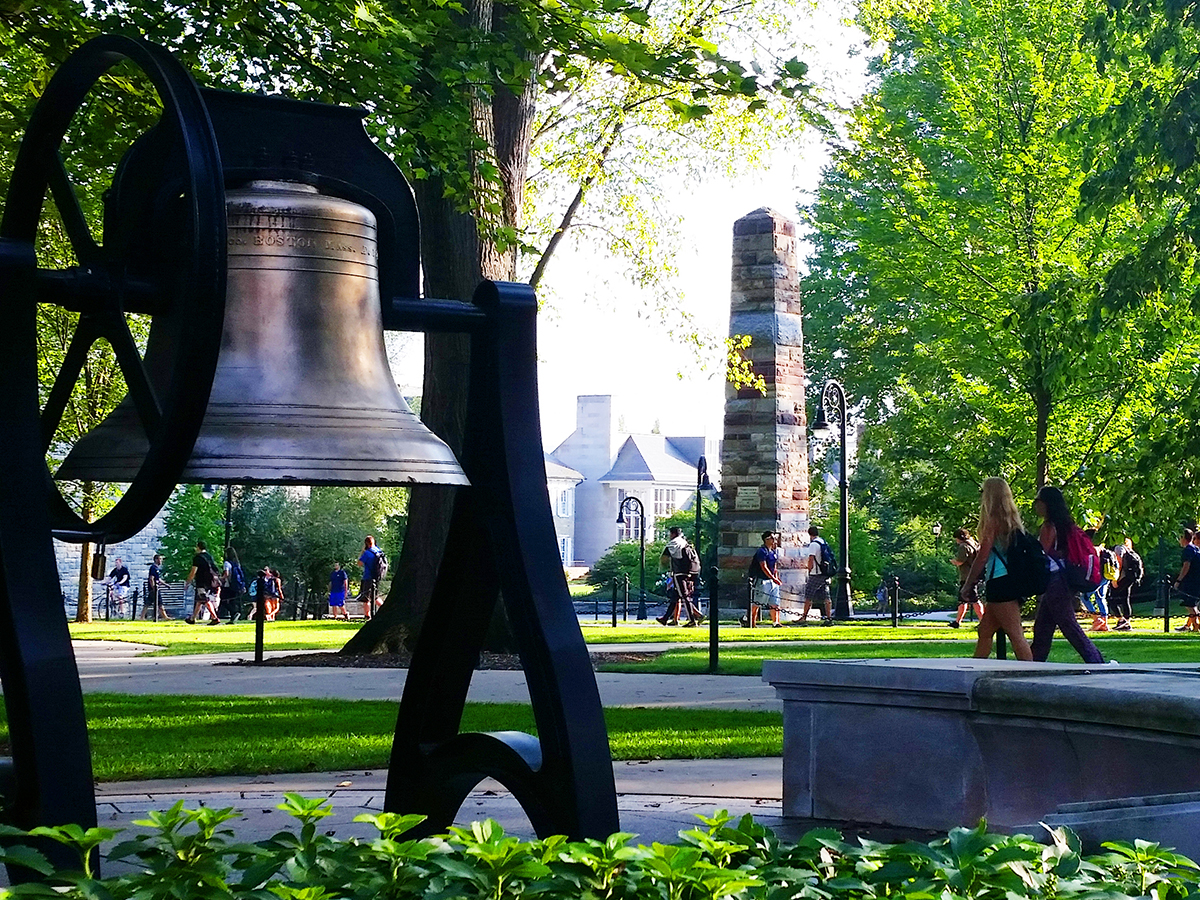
[960, 477, 1033, 661]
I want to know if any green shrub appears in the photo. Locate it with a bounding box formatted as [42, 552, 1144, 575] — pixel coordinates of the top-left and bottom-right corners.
[2, 798, 1198, 900]
[586, 540, 668, 591]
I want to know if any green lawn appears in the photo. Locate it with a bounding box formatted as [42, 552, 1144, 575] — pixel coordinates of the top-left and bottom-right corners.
[0, 694, 781, 780]
[69, 620, 362, 655]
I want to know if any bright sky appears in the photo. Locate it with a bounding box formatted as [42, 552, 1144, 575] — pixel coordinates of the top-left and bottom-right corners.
[390, 7, 870, 452]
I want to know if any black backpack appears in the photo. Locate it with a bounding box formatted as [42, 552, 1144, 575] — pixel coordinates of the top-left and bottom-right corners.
[1122, 549, 1144, 586]
[988, 530, 1050, 600]
[814, 538, 836, 576]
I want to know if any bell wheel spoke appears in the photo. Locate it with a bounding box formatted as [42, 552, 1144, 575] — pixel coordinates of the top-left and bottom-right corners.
[107, 316, 161, 435]
[40, 322, 97, 453]
[47, 154, 102, 267]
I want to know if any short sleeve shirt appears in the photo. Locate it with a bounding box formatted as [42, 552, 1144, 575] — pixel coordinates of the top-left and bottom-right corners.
[1181, 544, 1200, 596]
[359, 547, 381, 579]
[804, 539, 827, 575]
[148, 563, 161, 586]
[955, 540, 978, 584]
[331, 569, 349, 593]
[752, 545, 776, 580]
[192, 553, 215, 586]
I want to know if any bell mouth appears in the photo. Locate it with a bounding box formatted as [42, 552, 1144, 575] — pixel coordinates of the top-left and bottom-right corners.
[53, 180, 468, 489]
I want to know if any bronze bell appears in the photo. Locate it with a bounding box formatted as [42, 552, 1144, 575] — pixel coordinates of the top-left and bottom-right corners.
[55, 181, 468, 486]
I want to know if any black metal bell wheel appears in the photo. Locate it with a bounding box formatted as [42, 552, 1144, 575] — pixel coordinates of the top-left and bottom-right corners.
[0, 34, 225, 543]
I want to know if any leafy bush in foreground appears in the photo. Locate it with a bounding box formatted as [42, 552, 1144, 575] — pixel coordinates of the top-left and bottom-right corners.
[0, 796, 1196, 900]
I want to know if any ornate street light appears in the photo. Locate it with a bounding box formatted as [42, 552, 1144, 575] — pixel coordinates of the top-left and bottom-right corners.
[932, 522, 943, 608]
[811, 380, 853, 620]
[616, 495, 648, 620]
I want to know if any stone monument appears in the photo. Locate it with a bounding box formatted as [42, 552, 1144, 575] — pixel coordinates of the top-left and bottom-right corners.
[718, 208, 810, 604]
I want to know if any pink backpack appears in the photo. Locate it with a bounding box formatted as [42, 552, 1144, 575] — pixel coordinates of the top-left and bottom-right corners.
[1062, 525, 1102, 593]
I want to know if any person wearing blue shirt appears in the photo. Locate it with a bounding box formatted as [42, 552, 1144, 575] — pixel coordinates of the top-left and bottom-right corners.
[328, 562, 349, 620]
[1174, 529, 1200, 632]
[357, 535, 384, 619]
[749, 532, 782, 627]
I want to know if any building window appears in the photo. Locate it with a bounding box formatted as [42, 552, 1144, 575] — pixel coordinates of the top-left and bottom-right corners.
[559, 537, 572, 565]
[654, 488, 677, 519]
[617, 489, 642, 542]
[557, 489, 571, 518]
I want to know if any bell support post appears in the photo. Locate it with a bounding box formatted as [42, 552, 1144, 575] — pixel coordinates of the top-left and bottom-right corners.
[386, 280, 619, 839]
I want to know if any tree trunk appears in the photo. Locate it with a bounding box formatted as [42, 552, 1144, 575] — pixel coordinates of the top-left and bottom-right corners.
[75, 541, 93, 623]
[340, 0, 538, 656]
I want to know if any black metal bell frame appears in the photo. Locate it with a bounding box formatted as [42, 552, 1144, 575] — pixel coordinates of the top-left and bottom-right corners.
[0, 34, 617, 877]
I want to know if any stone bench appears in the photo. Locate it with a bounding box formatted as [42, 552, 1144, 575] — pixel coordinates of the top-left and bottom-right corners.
[762, 658, 1200, 845]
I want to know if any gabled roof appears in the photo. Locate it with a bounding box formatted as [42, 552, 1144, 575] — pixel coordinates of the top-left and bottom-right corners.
[544, 453, 584, 484]
[598, 435, 702, 484]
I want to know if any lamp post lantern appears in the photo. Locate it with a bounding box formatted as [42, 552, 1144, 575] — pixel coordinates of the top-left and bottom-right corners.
[617, 495, 648, 620]
[811, 380, 853, 620]
[932, 522, 942, 606]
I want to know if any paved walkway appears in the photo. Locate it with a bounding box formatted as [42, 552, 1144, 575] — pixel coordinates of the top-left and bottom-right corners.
[73, 641, 786, 853]
[74, 641, 782, 711]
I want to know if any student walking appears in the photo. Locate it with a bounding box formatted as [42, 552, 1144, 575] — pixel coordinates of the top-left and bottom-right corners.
[949, 528, 983, 628]
[1030, 486, 1104, 663]
[960, 477, 1033, 661]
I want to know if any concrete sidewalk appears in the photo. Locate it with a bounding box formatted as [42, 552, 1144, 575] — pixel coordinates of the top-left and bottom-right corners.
[74, 641, 782, 711]
[72, 640, 787, 852]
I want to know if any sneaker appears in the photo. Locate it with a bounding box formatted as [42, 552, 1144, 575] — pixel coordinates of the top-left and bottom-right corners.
[1116, 621, 1132, 631]
[683, 620, 697, 628]
[209, 618, 222, 625]
[184, 617, 195, 625]
[821, 618, 834, 627]
[948, 621, 961, 629]
[1176, 625, 1191, 632]
[773, 621, 784, 628]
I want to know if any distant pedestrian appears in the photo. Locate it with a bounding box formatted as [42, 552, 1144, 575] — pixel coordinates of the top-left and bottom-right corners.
[1109, 540, 1142, 630]
[801, 526, 833, 625]
[658, 527, 703, 627]
[106, 557, 130, 616]
[1030, 486, 1104, 663]
[746, 531, 782, 627]
[1173, 529, 1200, 632]
[184, 540, 222, 625]
[1081, 529, 1113, 632]
[221, 545, 247, 621]
[144, 554, 170, 619]
[328, 563, 349, 620]
[960, 477, 1033, 660]
[949, 528, 983, 628]
[357, 535, 386, 618]
[268, 568, 284, 621]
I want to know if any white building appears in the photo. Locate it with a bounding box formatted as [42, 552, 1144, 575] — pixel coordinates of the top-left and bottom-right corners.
[548, 395, 720, 567]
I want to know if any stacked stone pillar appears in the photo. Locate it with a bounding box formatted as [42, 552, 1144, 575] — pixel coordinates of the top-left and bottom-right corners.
[718, 208, 810, 604]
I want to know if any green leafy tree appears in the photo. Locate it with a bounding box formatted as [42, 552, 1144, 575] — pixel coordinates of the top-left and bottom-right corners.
[158, 486, 225, 580]
[800, 0, 1200, 533]
[585, 540, 668, 594]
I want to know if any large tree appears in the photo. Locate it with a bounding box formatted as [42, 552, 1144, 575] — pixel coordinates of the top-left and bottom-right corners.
[800, 0, 1200, 538]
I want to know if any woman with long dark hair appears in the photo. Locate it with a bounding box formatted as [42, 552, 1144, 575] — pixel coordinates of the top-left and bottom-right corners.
[1031, 486, 1104, 663]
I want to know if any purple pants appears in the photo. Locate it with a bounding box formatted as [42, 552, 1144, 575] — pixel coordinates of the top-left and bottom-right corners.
[1031, 571, 1104, 664]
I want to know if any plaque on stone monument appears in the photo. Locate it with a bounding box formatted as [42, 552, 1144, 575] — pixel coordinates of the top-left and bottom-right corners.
[735, 485, 761, 511]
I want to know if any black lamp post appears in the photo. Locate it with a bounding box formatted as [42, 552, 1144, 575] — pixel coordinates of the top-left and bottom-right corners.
[932, 522, 942, 606]
[811, 380, 853, 620]
[616, 495, 647, 620]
